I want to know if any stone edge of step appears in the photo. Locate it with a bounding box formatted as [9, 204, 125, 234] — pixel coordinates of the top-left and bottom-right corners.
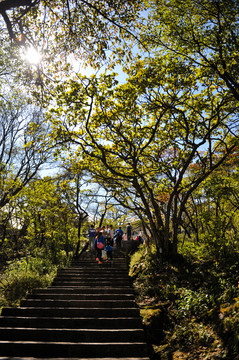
[0, 357, 149, 360]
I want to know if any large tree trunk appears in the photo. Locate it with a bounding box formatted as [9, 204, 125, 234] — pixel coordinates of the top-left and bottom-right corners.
[74, 212, 88, 257]
[74, 220, 82, 258]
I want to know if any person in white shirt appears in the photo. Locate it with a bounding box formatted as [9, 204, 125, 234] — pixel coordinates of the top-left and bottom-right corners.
[88, 225, 96, 250]
[109, 225, 114, 246]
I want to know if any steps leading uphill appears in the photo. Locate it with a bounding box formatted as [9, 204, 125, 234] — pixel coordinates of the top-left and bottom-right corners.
[0, 243, 149, 360]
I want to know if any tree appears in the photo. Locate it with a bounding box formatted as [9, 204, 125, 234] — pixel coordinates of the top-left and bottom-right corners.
[0, 0, 143, 89]
[0, 86, 52, 209]
[56, 168, 90, 256]
[56, 164, 125, 254]
[145, 0, 239, 103]
[185, 148, 239, 258]
[48, 55, 239, 257]
[15, 176, 79, 262]
[2, 0, 238, 260]
[44, 0, 239, 259]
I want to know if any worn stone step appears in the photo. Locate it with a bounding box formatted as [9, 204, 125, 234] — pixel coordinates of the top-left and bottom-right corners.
[0, 358, 149, 360]
[70, 261, 127, 266]
[51, 280, 130, 286]
[67, 266, 128, 271]
[0, 316, 142, 329]
[55, 273, 130, 282]
[71, 260, 127, 266]
[56, 272, 129, 278]
[0, 242, 149, 359]
[72, 254, 126, 259]
[0, 327, 145, 342]
[20, 299, 136, 308]
[58, 266, 128, 270]
[52, 277, 131, 284]
[0, 341, 148, 358]
[57, 262, 126, 267]
[53, 275, 130, 281]
[35, 286, 134, 294]
[1, 307, 140, 318]
[58, 267, 128, 273]
[72, 256, 126, 262]
[28, 293, 135, 300]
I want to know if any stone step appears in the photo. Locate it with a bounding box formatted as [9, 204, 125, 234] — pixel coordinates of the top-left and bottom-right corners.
[0, 358, 149, 360]
[71, 260, 127, 266]
[33, 286, 134, 294]
[70, 261, 127, 267]
[58, 266, 128, 271]
[0, 341, 148, 358]
[52, 277, 130, 283]
[72, 256, 126, 261]
[68, 265, 128, 270]
[28, 293, 135, 300]
[20, 299, 136, 308]
[0, 316, 142, 329]
[58, 265, 128, 271]
[0, 327, 145, 342]
[62, 262, 127, 266]
[56, 275, 130, 280]
[55, 273, 130, 279]
[1, 307, 140, 318]
[0, 243, 149, 359]
[72, 254, 126, 258]
[51, 280, 129, 286]
[57, 272, 129, 277]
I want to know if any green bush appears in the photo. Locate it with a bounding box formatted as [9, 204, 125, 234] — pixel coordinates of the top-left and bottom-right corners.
[129, 243, 239, 360]
[129, 244, 158, 277]
[177, 288, 214, 320]
[172, 322, 216, 349]
[0, 255, 58, 307]
[129, 245, 164, 300]
[2, 273, 51, 304]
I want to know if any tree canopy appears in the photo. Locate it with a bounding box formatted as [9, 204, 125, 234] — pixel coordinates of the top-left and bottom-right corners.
[0, 0, 144, 88]
[0, 0, 239, 258]
[46, 0, 239, 255]
[0, 3, 239, 359]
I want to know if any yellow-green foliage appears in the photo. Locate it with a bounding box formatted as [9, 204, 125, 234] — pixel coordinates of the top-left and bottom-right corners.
[140, 308, 162, 326]
[0, 256, 58, 309]
[129, 244, 159, 278]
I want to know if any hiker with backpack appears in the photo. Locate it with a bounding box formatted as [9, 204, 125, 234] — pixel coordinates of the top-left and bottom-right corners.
[94, 230, 105, 264]
[114, 227, 123, 250]
[109, 224, 114, 246]
[126, 222, 132, 241]
[105, 238, 113, 262]
[88, 224, 96, 250]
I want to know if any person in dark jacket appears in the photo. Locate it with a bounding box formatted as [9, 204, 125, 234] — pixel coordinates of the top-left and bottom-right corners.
[126, 223, 132, 241]
[105, 238, 113, 262]
[114, 229, 122, 250]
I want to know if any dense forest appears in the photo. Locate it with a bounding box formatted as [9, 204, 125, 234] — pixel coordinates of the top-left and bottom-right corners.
[0, 1, 238, 359]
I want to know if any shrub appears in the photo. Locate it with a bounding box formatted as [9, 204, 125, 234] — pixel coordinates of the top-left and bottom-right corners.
[0, 255, 58, 307]
[2, 273, 51, 305]
[129, 243, 239, 359]
[177, 288, 214, 320]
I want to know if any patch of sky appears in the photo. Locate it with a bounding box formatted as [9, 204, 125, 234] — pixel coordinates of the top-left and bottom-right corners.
[67, 51, 129, 85]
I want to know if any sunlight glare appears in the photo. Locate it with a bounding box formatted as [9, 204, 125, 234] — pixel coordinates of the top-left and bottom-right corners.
[23, 47, 42, 65]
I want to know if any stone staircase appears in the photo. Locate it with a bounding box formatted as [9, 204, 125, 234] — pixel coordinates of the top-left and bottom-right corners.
[0, 246, 149, 359]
